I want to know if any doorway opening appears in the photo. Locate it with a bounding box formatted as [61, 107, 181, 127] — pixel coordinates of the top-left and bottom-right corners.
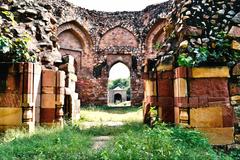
[108, 62, 131, 106]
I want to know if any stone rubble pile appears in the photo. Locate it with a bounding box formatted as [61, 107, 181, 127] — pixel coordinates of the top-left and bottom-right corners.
[0, 0, 61, 64]
[59, 55, 80, 121]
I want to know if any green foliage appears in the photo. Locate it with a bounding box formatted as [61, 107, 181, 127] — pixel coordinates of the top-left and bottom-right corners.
[108, 78, 130, 90]
[0, 34, 36, 62]
[97, 124, 231, 160]
[153, 42, 163, 51]
[0, 107, 237, 160]
[177, 53, 193, 67]
[194, 47, 209, 65]
[177, 31, 240, 67]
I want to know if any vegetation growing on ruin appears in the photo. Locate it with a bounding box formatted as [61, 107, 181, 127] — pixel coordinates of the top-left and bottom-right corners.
[0, 107, 238, 160]
[0, 34, 36, 62]
[0, 9, 37, 62]
[177, 32, 240, 67]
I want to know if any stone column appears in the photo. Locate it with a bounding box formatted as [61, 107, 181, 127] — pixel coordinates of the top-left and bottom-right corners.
[174, 67, 189, 125]
[22, 63, 35, 131]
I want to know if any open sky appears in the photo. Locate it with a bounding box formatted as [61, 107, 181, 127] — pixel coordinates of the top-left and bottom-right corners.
[109, 63, 130, 80]
[66, 0, 167, 12]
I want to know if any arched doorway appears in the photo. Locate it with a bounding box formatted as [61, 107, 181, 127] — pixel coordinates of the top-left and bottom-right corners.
[108, 62, 131, 106]
[114, 93, 122, 103]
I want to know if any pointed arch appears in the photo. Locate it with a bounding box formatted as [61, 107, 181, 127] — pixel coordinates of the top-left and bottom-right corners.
[145, 19, 168, 54]
[58, 21, 93, 53]
[99, 26, 138, 49]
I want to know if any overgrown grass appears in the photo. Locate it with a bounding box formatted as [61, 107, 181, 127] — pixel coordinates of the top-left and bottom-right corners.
[0, 126, 94, 160]
[95, 123, 233, 160]
[0, 106, 238, 159]
[79, 106, 143, 123]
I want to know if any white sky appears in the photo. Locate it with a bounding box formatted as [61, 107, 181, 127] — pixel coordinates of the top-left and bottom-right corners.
[109, 63, 130, 80]
[66, 0, 167, 12]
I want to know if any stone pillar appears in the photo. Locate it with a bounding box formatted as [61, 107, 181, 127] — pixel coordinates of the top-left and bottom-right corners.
[56, 71, 65, 126]
[40, 69, 57, 125]
[156, 63, 174, 123]
[189, 67, 234, 145]
[33, 64, 42, 125]
[22, 63, 35, 131]
[60, 55, 80, 122]
[173, 67, 188, 125]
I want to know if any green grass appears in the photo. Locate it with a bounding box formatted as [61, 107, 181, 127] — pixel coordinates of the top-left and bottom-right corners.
[79, 106, 143, 123]
[0, 106, 238, 160]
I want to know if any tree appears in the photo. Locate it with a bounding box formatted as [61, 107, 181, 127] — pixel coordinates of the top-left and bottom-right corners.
[108, 78, 130, 90]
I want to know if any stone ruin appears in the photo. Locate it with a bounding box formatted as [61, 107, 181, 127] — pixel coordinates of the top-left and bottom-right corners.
[0, 0, 239, 145]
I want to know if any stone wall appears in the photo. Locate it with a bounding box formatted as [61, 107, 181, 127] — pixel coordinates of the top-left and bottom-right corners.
[36, 0, 174, 106]
[142, 0, 240, 145]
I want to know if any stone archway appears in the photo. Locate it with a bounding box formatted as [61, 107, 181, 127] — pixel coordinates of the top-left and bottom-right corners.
[114, 93, 122, 103]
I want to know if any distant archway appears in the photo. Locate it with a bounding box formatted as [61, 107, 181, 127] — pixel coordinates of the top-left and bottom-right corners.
[108, 62, 130, 106]
[114, 93, 122, 103]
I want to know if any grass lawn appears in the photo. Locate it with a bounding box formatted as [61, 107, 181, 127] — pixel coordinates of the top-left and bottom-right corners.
[0, 106, 238, 160]
[79, 106, 143, 123]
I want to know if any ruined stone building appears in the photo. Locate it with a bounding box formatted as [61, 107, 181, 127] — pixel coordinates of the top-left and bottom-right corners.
[0, 0, 240, 145]
[37, 0, 174, 106]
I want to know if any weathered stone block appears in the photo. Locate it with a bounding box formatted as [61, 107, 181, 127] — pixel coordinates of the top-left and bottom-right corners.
[0, 93, 21, 107]
[22, 94, 34, 107]
[232, 40, 240, 51]
[191, 67, 230, 78]
[231, 95, 240, 101]
[0, 108, 22, 125]
[42, 86, 55, 94]
[197, 127, 234, 145]
[174, 78, 187, 97]
[174, 107, 180, 124]
[229, 83, 240, 96]
[41, 94, 55, 108]
[156, 64, 173, 71]
[157, 79, 173, 97]
[174, 97, 188, 107]
[40, 108, 55, 123]
[190, 78, 229, 97]
[59, 64, 75, 73]
[35, 106, 40, 124]
[185, 26, 203, 36]
[223, 106, 234, 127]
[190, 106, 223, 128]
[66, 78, 76, 91]
[42, 70, 56, 87]
[233, 63, 240, 75]
[56, 71, 66, 87]
[145, 80, 157, 96]
[174, 67, 187, 78]
[228, 26, 240, 38]
[157, 71, 173, 79]
[56, 94, 65, 105]
[67, 73, 77, 82]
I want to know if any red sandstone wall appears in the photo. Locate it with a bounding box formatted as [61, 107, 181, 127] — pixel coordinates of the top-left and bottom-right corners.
[99, 27, 138, 49]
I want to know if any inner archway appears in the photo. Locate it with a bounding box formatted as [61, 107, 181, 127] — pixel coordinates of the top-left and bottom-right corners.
[108, 62, 131, 106]
[114, 93, 122, 103]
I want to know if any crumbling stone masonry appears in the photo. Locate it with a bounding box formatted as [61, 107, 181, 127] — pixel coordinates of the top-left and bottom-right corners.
[0, 0, 240, 146]
[0, 1, 80, 130]
[37, 0, 174, 106]
[142, 0, 240, 145]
